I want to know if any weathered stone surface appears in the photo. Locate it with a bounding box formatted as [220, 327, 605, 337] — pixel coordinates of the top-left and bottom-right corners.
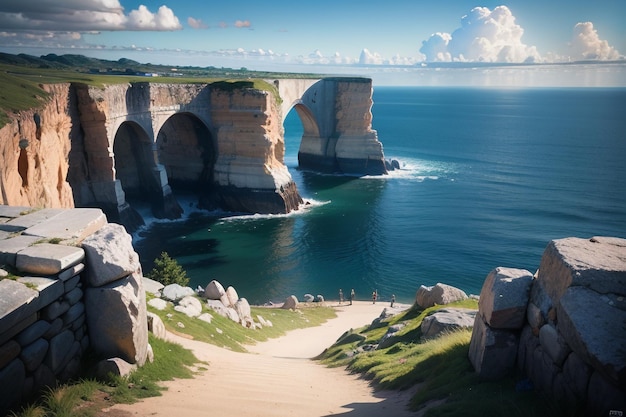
[563, 351, 591, 398]
[57, 262, 85, 282]
[0, 340, 21, 368]
[225, 286, 239, 308]
[415, 283, 468, 309]
[41, 300, 70, 321]
[85, 273, 148, 366]
[174, 296, 203, 317]
[204, 280, 225, 300]
[557, 286, 626, 384]
[22, 208, 107, 243]
[282, 295, 298, 310]
[3, 209, 65, 231]
[517, 325, 539, 375]
[536, 237, 626, 300]
[0, 235, 40, 265]
[526, 301, 544, 334]
[234, 298, 251, 324]
[21, 338, 49, 371]
[16, 320, 51, 347]
[81, 223, 140, 287]
[43, 318, 63, 340]
[17, 276, 64, 307]
[303, 293, 314, 302]
[96, 357, 137, 379]
[62, 302, 85, 326]
[142, 277, 164, 296]
[538, 323, 571, 367]
[147, 298, 168, 310]
[421, 308, 477, 340]
[146, 312, 167, 340]
[198, 313, 213, 324]
[0, 358, 25, 412]
[0, 279, 38, 335]
[44, 329, 74, 373]
[468, 313, 519, 380]
[64, 287, 83, 305]
[477, 267, 533, 329]
[162, 284, 195, 302]
[0, 206, 33, 219]
[15, 243, 85, 275]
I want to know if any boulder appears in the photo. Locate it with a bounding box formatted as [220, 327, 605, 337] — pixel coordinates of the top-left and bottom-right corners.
[198, 313, 213, 324]
[225, 286, 239, 307]
[315, 294, 324, 302]
[142, 277, 164, 296]
[415, 283, 467, 309]
[421, 308, 477, 340]
[96, 357, 137, 379]
[161, 284, 195, 302]
[81, 223, 140, 287]
[538, 323, 570, 367]
[477, 267, 533, 329]
[174, 296, 203, 318]
[557, 286, 626, 385]
[378, 323, 407, 349]
[206, 299, 239, 322]
[146, 312, 167, 340]
[303, 293, 314, 303]
[204, 280, 226, 300]
[468, 313, 518, 380]
[282, 295, 298, 310]
[234, 298, 251, 324]
[148, 298, 168, 311]
[85, 272, 148, 366]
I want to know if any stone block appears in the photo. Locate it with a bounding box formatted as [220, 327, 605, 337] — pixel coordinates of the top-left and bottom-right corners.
[85, 272, 148, 366]
[21, 338, 49, 371]
[0, 314, 37, 347]
[477, 267, 533, 329]
[22, 208, 107, 243]
[58, 262, 85, 282]
[0, 359, 25, 413]
[17, 276, 64, 307]
[43, 318, 63, 339]
[41, 300, 70, 321]
[62, 302, 85, 326]
[563, 351, 591, 398]
[63, 275, 81, 293]
[45, 329, 74, 374]
[557, 286, 626, 385]
[64, 287, 83, 305]
[517, 325, 539, 375]
[0, 280, 38, 335]
[16, 320, 51, 347]
[468, 313, 519, 380]
[81, 223, 140, 287]
[0, 235, 40, 265]
[3, 209, 65, 231]
[16, 243, 85, 275]
[536, 237, 626, 301]
[0, 340, 21, 368]
[0, 205, 33, 219]
[539, 323, 571, 367]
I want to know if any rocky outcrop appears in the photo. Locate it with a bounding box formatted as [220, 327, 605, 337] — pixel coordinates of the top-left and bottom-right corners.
[415, 283, 468, 309]
[470, 237, 626, 416]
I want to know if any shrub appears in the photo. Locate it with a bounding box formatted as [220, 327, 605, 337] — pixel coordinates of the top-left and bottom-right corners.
[148, 252, 189, 287]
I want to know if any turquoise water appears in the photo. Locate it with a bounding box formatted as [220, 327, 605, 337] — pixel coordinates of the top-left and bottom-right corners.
[134, 87, 626, 305]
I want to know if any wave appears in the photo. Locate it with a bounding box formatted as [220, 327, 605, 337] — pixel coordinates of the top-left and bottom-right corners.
[218, 198, 331, 223]
[363, 155, 457, 182]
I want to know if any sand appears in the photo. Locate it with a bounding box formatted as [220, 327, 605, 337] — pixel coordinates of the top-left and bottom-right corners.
[106, 301, 418, 417]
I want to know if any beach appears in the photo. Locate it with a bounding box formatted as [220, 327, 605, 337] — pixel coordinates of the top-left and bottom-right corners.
[105, 301, 417, 417]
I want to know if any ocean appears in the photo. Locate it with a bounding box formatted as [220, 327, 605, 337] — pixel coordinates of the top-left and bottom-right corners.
[134, 87, 626, 305]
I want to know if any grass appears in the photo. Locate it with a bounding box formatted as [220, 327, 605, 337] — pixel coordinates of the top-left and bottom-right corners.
[149, 297, 337, 352]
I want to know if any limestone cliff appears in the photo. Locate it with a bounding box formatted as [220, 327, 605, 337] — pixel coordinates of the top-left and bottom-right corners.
[0, 84, 75, 208]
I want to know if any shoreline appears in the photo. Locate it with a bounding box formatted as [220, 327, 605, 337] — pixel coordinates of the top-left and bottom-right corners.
[108, 301, 418, 417]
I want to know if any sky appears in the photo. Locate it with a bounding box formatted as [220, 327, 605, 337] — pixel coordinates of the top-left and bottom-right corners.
[0, 0, 625, 86]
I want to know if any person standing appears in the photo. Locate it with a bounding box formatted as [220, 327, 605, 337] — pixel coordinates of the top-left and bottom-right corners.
[350, 289, 355, 305]
[372, 290, 377, 304]
[339, 289, 344, 304]
[391, 294, 396, 308]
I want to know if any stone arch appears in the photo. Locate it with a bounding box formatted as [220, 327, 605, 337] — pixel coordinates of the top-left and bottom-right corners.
[290, 102, 320, 138]
[112, 121, 159, 199]
[156, 112, 216, 193]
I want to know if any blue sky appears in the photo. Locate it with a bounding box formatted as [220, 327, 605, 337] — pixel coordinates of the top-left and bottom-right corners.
[0, 0, 625, 86]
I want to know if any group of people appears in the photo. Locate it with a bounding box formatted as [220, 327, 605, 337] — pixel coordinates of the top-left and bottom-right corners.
[338, 288, 395, 307]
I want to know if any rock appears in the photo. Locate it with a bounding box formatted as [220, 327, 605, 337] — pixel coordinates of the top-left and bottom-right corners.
[468, 313, 519, 380]
[315, 294, 324, 302]
[225, 286, 239, 307]
[146, 312, 167, 340]
[148, 298, 168, 311]
[477, 267, 533, 329]
[198, 313, 213, 324]
[85, 272, 148, 366]
[557, 286, 626, 385]
[282, 295, 298, 310]
[15, 243, 85, 276]
[562, 351, 591, 398]
[96, 357, 137, 379]
[421, 308, 477, 340]
[20, 338, 49, 372]
[378, 323, 407, 349]
[16, 320, 51, 347]
[204, 280, 225, 300]
[538, 323, 571, 367]
[161, 284, 195, 302]
[234, 298, 251, 324]
[257, 315, 271, 327]
[81, 223, 140, 287]
[415, 283, 467, 309]
[174, 296, 203, 318]
[44, 329, 74, 373]
[369, 308, 395, 329]
[205, 299, 239, 322]
[303, 293, 314, 303]
[536, 237, 626, 300]
[0, 359, 25, 412]
[0, 340, 21, 369]
[142, 277, 164, 296]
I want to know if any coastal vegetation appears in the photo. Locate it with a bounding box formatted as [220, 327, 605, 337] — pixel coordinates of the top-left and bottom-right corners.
[148, 252, 190, 287]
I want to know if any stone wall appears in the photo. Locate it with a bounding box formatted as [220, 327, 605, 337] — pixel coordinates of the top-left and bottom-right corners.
[469, 237, 626, 416]
[0, 205, 148, 414]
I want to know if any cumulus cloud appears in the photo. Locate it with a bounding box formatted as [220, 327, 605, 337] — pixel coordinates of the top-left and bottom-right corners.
[0, 0, 181, 32]
[420, 6, 540, 63]
[234, 20, 251, 29]
[359, 48, 384, 65]
[569, 22, 621, 61]
[187, 16, 207, 30]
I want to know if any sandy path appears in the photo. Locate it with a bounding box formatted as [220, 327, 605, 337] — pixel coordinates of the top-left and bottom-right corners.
[107, 301, 417, 417]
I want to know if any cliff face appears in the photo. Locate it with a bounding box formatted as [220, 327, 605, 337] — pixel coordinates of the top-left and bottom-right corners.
[0, 84, 75, 208]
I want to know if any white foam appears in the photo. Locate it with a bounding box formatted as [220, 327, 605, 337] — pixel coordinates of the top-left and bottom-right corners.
[219, 198, 330, 222]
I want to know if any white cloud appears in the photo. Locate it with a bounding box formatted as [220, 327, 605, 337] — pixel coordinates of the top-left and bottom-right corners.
[420, 6, 540, 63]
[359, 48, 384, 65]
[0, 0, 181, 32]
[569, 22, 621, 61]
[187, 17, 207, 30]
[234, 20, 251, 29]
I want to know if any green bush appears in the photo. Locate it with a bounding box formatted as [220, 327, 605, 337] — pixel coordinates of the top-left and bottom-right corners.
[148, 252, 189, 287]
